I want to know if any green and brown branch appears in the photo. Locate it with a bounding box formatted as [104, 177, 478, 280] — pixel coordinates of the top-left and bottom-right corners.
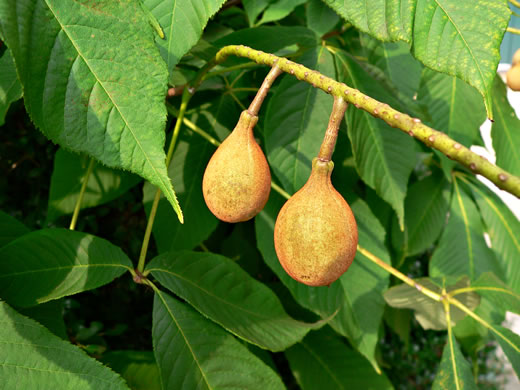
[201, 45, 520, 199]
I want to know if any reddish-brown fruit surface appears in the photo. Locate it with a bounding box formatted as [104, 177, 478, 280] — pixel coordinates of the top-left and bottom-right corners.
[202, 110, 271, 223]
[274, 158, 358, 286]
[507, 65, 520, 91]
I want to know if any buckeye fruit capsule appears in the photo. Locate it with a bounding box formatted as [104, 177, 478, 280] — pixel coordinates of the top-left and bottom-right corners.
[202, 110, 271, 223]
[274, 158, 358, 286]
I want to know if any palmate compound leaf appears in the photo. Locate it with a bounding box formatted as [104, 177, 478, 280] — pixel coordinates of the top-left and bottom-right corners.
[0, 0, 183, 222]
[0, 301, 129, 389]
[255, 192, 390, 372]
[146, 250, 327, 352]
[152, 290, 285, 390]
[325, 0, 511, 119]
[384, 277, 480, 330]
[0, 228, 132, 307]
[143, 0, 227, 74]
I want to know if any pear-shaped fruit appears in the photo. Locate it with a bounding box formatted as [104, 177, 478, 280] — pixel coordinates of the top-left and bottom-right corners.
[203, 110, 271, 223]
[274, 158, 358, 286]
[507, 65, 520, 91]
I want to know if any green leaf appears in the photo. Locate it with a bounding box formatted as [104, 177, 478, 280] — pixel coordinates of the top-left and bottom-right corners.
[326, 0, 511, 119]
[470, 272, 520, 314]
[432, 330, 477, 390]
[384, 277, 480, 330]
[257, 0, 307, 25]
[360, 35, 423, 101]
[146, 250, 323, 351]
[0, 301, 129, 389]
[384, 306, 411, 347]
[0, 209, 30, 248]
[417, 69, 486, 176]
[453, 296, 503, 354]
[0, 228, 132, 307]
[285, 327, 393, 390]
[306, 0, 340, 37]
[194, 95, 242, 143]
[144, 0, 227, 73]
[215, 26, 319, 52]
[392, 172, 450, 257]
[19, 299, 67, 339]
[101, 351, 161, 390]
[0, 48, 22, 125]
[335, 50, 416, 228]
[153, 290, 286, 389]
[492, 325, 520, 381]
[491, 75, 520, 176]
[430, 178, 503, 280]
[325, 0, 412, 42]
[47, 149, 141, 223]
[0, 0, 183, 222]
[143, 131, 217, 253]
[242, 0, 271, 26]
[255, 193, 390, 371]
[265, 45, 335, 194]
[412, 0, 510, 119]
[467, 178, 520, 293]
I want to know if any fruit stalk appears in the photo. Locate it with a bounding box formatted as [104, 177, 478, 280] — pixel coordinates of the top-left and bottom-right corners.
[248, 66, 283, 116]
[318, 97, 348, 162]
[210, 45, 520, 199]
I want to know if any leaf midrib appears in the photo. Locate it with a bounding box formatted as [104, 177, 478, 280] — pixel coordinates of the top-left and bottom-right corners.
[148, 266, 301, 326]
[0, 263, 130, 279]
[155, 290, 212, 390]
[453, 178, 474, 278]
[300, 341, 346, 389]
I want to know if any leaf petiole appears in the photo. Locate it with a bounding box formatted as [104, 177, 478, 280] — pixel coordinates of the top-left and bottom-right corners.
[69, 158, 95, 231]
